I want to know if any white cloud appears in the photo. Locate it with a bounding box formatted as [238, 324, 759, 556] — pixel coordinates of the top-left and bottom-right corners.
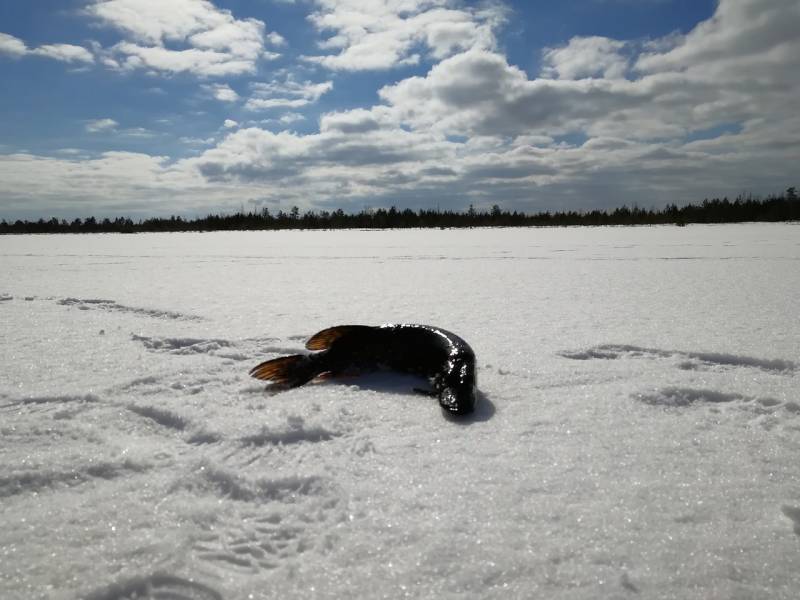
[204, 83, 240, 102]
[636, 0, 800, 76]
[245, 97, 310, 110]
[86, 118, 119, 133]
[266, 31, 287, 47]
[378, 0, 800, 144]
[86, 0, 282, 77]
[279, 113, 305, 124]
[223, 119, 239, 128]
[0, 151, 210, 218]
[88, 0, 237, 45]
[31, 44, 95, 64]
[541, 36, 628, 80]
[250, 113, 307, 128]
[180, 136, 217, 146]
[245, 78, 333, 111]
[185, 124, 470, 208]
[0, 32, 28, 57]
[1, 32, 94, 63]
[302, 0, 505, 70]
[105, 41, 255, 77]
[379, 49, 642, 137]
[319, 107, 393, 134]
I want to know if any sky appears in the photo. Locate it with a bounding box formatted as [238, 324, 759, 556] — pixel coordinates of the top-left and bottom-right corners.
[0, 0, 798, 220]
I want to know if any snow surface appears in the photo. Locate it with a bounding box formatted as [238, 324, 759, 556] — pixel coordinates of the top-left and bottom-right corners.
[1, 224, 799, 600]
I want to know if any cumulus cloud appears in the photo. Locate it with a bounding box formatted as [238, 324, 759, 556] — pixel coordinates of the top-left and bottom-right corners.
[379, 49, 647, 137]
[104, 42, 262, 76]
[319, 107, 392, 134]
[86, 0, 281, 76]
[302, 0, 505, 70]
[204, 83, 240, 102]
[0, 33, 28, 57]
[245, 77, 333, 111]
[379, 0, 800, 144]
[541, 36, 628, 80]
[636, 0, 800, 76]
[266, 31, 287, 47]
[0, 32, 94, 63]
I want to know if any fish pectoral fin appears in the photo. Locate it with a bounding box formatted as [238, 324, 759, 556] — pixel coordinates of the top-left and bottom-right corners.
[412, 387, 438, 398]
[305, 325, 373, 351]
[250, 354, 315, 387]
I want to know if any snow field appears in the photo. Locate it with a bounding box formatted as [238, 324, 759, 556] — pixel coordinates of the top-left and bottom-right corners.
[1, 224, 799, 599]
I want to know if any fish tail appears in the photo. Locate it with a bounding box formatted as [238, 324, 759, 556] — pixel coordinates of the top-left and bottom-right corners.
[249, 354, 321, 388]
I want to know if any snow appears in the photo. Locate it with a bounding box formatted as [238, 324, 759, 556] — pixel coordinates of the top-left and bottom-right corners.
[1, 223, 799, 599]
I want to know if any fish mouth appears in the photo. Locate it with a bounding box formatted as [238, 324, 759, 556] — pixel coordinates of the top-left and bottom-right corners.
[438, 387, 476, 416]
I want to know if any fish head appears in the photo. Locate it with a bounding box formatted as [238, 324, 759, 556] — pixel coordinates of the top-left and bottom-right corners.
[438, 357, 477, 415]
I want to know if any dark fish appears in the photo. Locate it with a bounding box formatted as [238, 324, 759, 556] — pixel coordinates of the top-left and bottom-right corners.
[249, 324, 478, 415]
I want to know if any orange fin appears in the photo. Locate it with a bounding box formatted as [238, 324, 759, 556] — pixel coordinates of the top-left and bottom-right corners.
[249, 355, 308, 385]
[305, 325, 373, 351]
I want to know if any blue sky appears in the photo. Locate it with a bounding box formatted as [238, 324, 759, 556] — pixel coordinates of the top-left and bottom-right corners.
[0, 0, 797, 219]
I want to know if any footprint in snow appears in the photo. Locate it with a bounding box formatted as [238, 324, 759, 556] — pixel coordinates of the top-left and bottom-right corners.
[558, 343, 795, 374]
[558, 343, 798, 429]
[782, 505, 800, 536]
[174, 465, 345, 576]
[82, 572, 222, 600]
[58, 297, 203, 321]
[631, 386, 799, 430]
[131, 333, 300, 363]
[127, 403, 190, 432]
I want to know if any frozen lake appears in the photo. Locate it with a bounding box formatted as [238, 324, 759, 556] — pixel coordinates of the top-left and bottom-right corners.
[1, 224, 799, 599]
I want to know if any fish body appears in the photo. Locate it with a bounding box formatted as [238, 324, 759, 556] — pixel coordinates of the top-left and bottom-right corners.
[249, 324, 477, 415]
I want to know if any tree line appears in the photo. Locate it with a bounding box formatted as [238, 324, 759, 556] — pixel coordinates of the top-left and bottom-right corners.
[2, 188, 797, 234]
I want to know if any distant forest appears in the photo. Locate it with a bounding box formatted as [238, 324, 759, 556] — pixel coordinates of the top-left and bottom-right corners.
[2, 188, 798, 234]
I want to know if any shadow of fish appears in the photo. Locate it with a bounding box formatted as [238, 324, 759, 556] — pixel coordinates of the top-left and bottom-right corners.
[250, 324, 478, 416]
